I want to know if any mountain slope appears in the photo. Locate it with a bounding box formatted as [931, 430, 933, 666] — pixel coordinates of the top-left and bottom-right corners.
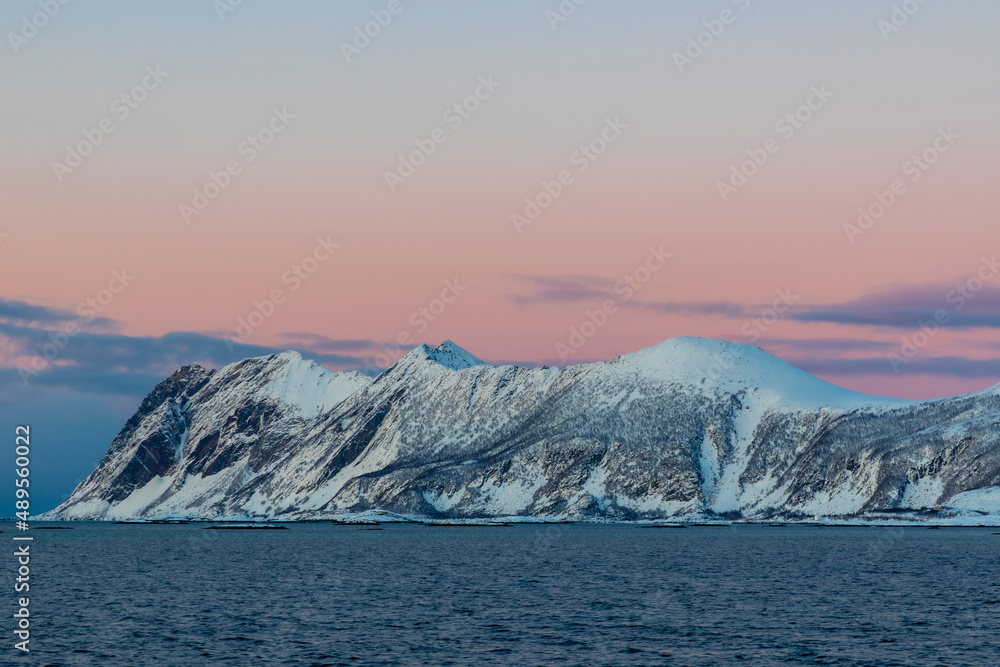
[42, 338, 1000, 523]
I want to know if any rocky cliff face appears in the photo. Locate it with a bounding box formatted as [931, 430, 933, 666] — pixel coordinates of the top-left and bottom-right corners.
[42, 338, 1000, 523]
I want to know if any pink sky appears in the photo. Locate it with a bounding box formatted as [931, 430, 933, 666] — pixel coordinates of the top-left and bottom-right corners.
[2, 1, 1000, 400]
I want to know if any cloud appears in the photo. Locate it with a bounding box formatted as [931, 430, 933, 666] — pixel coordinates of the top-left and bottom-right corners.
[757, 337, 898, 354]
[956, 339, 1000, 352]
[635, 300, 756, 318]
[510, 275, 1000, 331]
[789, 284, 1000, 329]
[509, 274, 757, 316]
[0, 366, 168, 400]
[3, 286, 998, 404]
[0, 299, 389, 399]
[791, 355, 1000, 380]
[0, 322, 280, 372]
[0, 326, 372, 398]
[508, 275, 617, 306]
[0, 297, 117, 329]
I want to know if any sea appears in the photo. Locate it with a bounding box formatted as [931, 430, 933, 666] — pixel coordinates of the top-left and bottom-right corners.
[6, 521, 998, 666]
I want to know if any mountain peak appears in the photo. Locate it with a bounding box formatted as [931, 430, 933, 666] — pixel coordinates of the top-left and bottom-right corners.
[611, 336, 773, 368]
[409, 340, 486, 370]
[271, 350, 305, 363]
[612, 336, 908, 409]
[168, 361, 211, 379]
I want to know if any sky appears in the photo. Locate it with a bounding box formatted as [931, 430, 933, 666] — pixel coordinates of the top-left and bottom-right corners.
[1, 0, 999, 512]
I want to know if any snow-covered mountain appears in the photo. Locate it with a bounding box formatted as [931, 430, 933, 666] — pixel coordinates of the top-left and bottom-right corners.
[42, 338, 1000, 523]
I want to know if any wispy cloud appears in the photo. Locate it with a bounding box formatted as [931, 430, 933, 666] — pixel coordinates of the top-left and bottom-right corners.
[790, 284, 1000, 329]
[0, 299, 396, 399]
[793, 355, 1000, 380]
[510, 275, 1000, 331]
[0, 297, 117, 330]
[508, 274, 757, 316]
[2, 287, 998, 403]
[635, 300, 757, 318]
[508, 275, 617, 306]
[757, 337, 898, 354]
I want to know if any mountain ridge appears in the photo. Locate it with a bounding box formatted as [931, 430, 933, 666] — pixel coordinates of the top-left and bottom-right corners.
[41, 337, 1000, 524]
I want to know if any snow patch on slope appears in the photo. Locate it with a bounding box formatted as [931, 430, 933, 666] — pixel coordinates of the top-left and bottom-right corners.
[713, 390, 770, 513]
[946, 486, 1000, 514]
[476, 473, 548, 515]
[901, 476, 945, 508]
[257, 352, 370, 419]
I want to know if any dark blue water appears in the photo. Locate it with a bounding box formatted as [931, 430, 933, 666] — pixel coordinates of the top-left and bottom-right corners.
[5, 522, 998, 666]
